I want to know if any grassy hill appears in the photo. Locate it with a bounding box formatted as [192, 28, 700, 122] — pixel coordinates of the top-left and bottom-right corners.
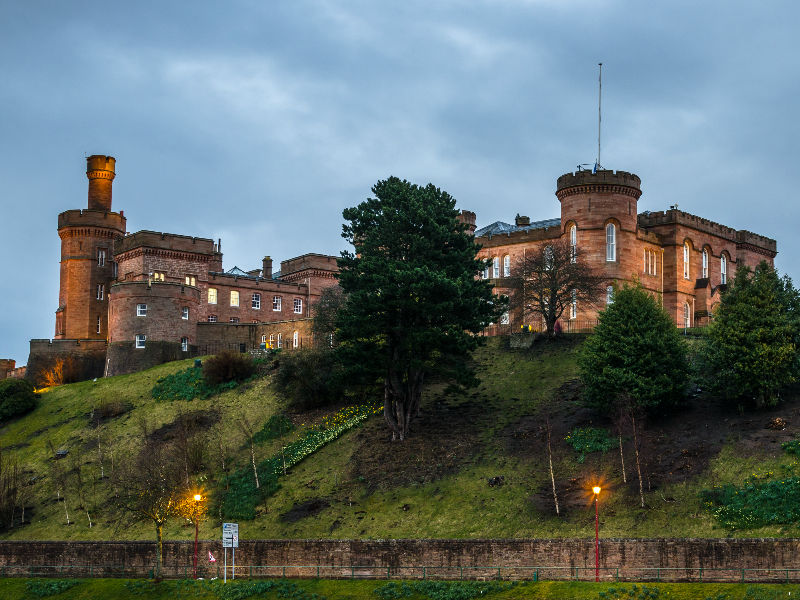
[2, 336, 800, 542]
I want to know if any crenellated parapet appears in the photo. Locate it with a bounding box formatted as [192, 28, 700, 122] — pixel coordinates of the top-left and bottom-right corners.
[556, 169, 642, 200]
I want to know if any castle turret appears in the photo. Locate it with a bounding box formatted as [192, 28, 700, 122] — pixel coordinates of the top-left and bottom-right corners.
[55, 155, 126, 340]
[86, 155, 116, 212]
[556, 169, 642, 282]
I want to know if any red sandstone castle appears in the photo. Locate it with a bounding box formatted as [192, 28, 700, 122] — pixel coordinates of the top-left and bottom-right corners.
[27, 156, 338, 380]
[471, 169, 776, 332]
[14, 156, 777, 382]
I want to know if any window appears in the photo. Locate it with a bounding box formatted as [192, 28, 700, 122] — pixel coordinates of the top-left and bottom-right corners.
[569, 224, 577, 263]
[230, 291, 239, 307]
[269, 333, 275, 347]
[702, 249, 708, 279]
[482, 263, 489, 279]
[292, 331, 299, 348]
[112, 262, 118, 279]
[492, 257, 500, 278]
[207, 315, 217, 323]
[97, 249, 106, 267]
[135, 334, 146, 349]
[500, 311, 509, 325]
[182, 306, 189, 320]
[261, 334, 267, 344]
[208, 288, 217, 304]
[606, 285, 614, 305]
[181, 337, 188, 352]
[136, 303, 147, 317]
[605, 224, 616, 261]
[294, 298, 303, 314]
[277, 333, 283, 348]
[684, 302, 691, 328]
[152, 272, 165, 282]
[683, 242, 690, 279]
[229, 317, 239, 323]
[721, 254, 727, 284]
[252, 293, 261, 309]
[95, 284, 104, 300]
[570, 289, 577, 319]
[503, 255, 510, 277]
[185, 275, 196, 286]
[273, 296, 282, 311]
[544, 246, 554, 270]
[96, 316, 101, 334]
[643, 249, 647, 273]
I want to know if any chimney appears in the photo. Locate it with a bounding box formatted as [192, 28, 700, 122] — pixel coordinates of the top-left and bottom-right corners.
[86, 155, 116, 212]
[515, 214, 531, 226]
[262, 256, 273, 279]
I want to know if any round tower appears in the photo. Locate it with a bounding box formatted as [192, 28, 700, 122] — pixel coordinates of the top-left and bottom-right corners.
[555, 169, 642, 282]
[55, 155, 126, 340]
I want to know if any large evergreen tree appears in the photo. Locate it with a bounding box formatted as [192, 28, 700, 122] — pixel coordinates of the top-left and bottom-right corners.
[337, 176, 504, 441]
[578, 283, 689, 415]
[704, 261, 800, 407]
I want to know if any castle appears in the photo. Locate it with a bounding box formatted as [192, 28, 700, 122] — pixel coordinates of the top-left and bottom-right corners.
[472, 169, 777, 333]
[25, 156, 339, 382]
[6, 157, 779, 383]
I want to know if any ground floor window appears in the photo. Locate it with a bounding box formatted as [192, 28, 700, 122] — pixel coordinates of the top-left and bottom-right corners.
[135, 334, 146, 349]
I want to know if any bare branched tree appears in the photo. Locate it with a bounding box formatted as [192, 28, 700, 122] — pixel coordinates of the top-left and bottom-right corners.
[237, 415, 260, 489]
[509, 239, 605, 338]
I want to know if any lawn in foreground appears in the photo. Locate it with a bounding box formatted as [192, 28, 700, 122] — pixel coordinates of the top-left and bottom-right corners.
[1, 578, 799, 600]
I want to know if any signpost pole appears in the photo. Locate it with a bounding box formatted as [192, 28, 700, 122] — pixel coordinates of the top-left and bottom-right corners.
[233, 547, 236, 580]
[224, 548, 227, 583]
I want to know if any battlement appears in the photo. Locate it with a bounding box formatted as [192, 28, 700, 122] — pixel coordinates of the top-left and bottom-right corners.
[280, 253, 339, 279]
[58, 209, 126, 232]
[639, 210, 776, 253]
[556, 169, 641, 195]
[115, 230, 218, 256]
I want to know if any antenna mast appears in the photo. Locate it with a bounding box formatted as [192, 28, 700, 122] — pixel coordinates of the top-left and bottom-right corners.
[597, 62, 602, 171]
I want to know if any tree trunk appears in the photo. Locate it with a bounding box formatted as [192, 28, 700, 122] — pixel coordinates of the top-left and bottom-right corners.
[546, 423, 559, 516]
[631, 413, 645, 509]
[618, 433, 627, 483]
[155, 522, 164, 575]
[250, 442, 260, 489]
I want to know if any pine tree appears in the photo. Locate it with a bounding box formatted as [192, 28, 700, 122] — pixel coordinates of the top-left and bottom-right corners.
[703, 261, 800, 408]
[578, 283, 689, 415]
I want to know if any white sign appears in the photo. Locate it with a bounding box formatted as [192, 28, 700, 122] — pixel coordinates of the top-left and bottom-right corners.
[222, 522, 239, 548]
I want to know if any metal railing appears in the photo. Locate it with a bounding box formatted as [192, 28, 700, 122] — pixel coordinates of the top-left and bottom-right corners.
[3, 563, 800, 583]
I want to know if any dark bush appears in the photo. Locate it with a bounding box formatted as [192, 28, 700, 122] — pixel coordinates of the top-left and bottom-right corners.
[0, 379, 38, 423]
[273, 348, 345, 410]
[202, 351, 256, 387]
[92, 399, 132, 421]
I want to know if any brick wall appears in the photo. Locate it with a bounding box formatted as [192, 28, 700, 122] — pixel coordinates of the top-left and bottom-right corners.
[0, 539, 798, 581]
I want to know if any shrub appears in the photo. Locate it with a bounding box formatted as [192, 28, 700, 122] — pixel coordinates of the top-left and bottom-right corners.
[203, 351, 257, 387]
[700, 477, 800, 530]
[578, 283, 689, 415]
[565, 427, 614, 463]
[373, 581, 516, 600]
[782, 437, 800, 456]
[25, 579, 81, 598]
[0, 378, 37, 423]
[273, 347, 345, 410]
[151, 366, 238, 402]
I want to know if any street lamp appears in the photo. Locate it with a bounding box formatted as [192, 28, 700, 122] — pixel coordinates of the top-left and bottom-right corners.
[592, 486, 601, 582]
[193, 494, 202, 580]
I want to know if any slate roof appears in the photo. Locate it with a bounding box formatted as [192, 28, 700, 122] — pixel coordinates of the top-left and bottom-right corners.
[474, 218, 560, 238]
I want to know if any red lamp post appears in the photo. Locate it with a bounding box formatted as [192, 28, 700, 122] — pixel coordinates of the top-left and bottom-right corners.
[592, 486, 601, 582]
[192, 494, 202, 579]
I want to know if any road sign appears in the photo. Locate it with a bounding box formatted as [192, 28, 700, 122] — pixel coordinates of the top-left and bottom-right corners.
[222, 522, 239, 548]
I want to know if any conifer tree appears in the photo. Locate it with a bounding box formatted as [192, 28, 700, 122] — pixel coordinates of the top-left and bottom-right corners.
[337, 176, 504, 441]
[578, 283, 689, 415]
[703, 261, 800, 408]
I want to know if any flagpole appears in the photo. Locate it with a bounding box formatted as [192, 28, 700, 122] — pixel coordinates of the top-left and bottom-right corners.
[597, 62, 602, 171]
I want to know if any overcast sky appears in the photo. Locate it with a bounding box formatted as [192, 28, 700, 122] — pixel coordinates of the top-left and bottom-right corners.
[1, 0, 798, 365]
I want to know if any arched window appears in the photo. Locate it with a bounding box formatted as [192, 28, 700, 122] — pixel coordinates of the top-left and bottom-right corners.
[492, 257, 500, 278]
[702, 249, 708, 279]
[277, 333, 283, 348]
[482, 262, 489, 279]
[606, 224, 616, 262]
[570, 289, 577, 319]
[606, 285, 614, 305]
[721, 254, 727, 284]
[261, 334, 267, 344]
[292, 331, 299, 348]
[569, 224, 577, 263]
[683, 242, 690, 279]
[269, 333, 275, 347]
[500, 311, 509, 325]
[503, 255, 510, 277]
[683, 302, 691, 328]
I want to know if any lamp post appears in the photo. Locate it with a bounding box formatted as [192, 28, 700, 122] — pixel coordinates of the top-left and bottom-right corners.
[193, 494, 202, 579]
[592, 486, 601, 582]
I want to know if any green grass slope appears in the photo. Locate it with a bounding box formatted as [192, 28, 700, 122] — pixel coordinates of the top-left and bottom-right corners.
[2, 337, 800, 542]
